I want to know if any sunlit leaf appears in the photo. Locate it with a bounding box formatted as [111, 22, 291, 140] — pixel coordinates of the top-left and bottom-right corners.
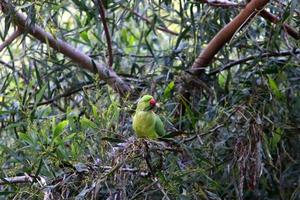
[53, 120, 69, 139]
[164, 81, 175, 98]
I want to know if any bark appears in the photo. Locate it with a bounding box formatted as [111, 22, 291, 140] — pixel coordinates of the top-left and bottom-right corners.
[192, 0, 270, 74]
[177, 0, 270, 120]
[260, 10, 300, 40]
[1, 1, 132, 97]
[200, 0, 299, 40]
[0, 28, 22, 52]
[97, 0, 114, 67]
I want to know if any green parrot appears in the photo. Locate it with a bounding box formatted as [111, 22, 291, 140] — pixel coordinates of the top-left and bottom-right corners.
[132, 95, 166, 139]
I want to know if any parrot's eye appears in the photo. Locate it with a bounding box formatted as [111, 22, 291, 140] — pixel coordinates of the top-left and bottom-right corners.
[149, 98, 156, 107]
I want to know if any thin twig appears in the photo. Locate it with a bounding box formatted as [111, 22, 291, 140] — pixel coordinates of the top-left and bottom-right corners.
[130, 180, 158, 200]
[0, 174, 47, 185]
[0, 60, 27, 80]
[208, 49, 300, 75]
[119, 4, 178, 36]
[100, 165, 149, 177]
[97, 0, 113, 68]
[0, 176, 32, 184]
[182, 124, 224, 143]
[153, 177, 171, 200]
[33, 82, 96, 107]
[0, 28, 22, 52]
[273, 0, 300, 16]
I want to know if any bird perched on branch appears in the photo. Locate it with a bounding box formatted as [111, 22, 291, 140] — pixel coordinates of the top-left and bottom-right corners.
[132, 95, 165, 139]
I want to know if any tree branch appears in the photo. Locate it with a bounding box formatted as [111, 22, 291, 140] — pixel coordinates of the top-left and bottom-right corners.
[260, 10, 300, 40]
[0, 174, 46, 185]
[191, 0, 270, 74]
[0, 28, 22, 52]
[0, 1, 132, 97]
[0, 176, 32, 184]
[208, 49, 300, 75]
[97, 0, 113, 68]
[198, 0, 300, 40]
[0, 60, 26, 80]
[35, 82, 95, 107]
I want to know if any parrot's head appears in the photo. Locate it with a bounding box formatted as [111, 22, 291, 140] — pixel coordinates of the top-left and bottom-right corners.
[136, 95, 157, 112]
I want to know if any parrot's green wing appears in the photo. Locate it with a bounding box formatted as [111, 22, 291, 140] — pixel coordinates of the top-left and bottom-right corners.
[154, 114, 166, 137]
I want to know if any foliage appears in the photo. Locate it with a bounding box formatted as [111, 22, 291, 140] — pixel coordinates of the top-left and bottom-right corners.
[0, 0, 299, 199]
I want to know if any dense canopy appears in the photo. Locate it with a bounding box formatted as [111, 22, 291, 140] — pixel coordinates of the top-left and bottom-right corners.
[0, 0, 299, 199]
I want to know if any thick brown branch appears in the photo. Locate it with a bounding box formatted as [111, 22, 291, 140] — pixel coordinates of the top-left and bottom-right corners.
[199, 0, 299, 40]
[208, 49, 300, 75]
[260, 10, 300, 40]
[97, 0, 113, 68]
[192, 0, 270, 74]
[0, 28, 22, 52]
[1, 1, 131, 96]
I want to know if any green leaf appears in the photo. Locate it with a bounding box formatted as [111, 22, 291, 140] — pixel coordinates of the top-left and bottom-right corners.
[80, 31, 90, 43]
[218, 73, 226, 88]
[53, 135, 62, 146]
[0, 73, 11, 94]
[174, 26, 191, 50]
[55, 146, 67, 159]
[33, 84, 47, 108]
[71, 0, 93, 16]
[19, 132, 34, 145]
[164, 81, 175, 98]
[34, 158, 44, 181]
[71, 142, 79, 158]
[0, 144, 23, 162]
[270, 128, 282, 150]
[53, 120, 69, 139]
[4, 15, 12, 38]
[121, 29, 133, 46]
[4, 121, 27, 130]
[62, 133, 77, 143]
[0, 191, 15, 196]
[91, 105, 100, 122]
[80, 117, 97, 129]
[267, 75, 283, 100]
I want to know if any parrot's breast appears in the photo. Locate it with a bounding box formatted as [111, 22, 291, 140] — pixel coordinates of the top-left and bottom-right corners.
[132, 111, 158, 139]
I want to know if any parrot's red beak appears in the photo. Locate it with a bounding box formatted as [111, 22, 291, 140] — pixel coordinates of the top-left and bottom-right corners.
[149, 98, 156, 108]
